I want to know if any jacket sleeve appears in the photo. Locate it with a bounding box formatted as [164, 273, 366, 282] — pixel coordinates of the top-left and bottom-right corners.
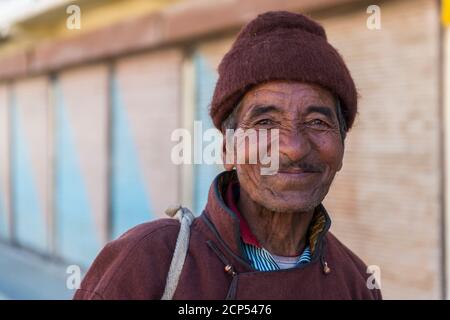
[73, 219, 180, 300]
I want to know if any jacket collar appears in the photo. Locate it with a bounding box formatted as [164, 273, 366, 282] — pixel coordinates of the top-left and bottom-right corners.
[203, 170, 244, 257]
[203, 170, 332, 260]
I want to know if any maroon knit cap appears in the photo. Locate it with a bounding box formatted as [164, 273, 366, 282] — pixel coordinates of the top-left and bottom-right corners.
[210, 11, 357, 131]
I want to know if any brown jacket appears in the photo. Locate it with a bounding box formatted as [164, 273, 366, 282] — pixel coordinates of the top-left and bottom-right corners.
[74, 171, 382, 300]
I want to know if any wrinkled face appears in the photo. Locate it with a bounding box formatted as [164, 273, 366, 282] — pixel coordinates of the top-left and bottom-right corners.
[223, 81, 344, 213]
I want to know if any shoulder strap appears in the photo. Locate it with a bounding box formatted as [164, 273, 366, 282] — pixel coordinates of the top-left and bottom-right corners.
[161, 205, 195, 300]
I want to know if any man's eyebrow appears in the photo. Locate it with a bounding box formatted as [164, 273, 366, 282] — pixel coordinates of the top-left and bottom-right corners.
[245, 104, 281, 120]
[305, 105, 335, 121]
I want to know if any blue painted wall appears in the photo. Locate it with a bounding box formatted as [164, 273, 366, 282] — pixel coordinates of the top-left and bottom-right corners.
[110, 72, 154, 239]
[0, 185, 8, 239]
[10, 91, 46, 252]
[193, 53, 223, 214]
[53, 79, 100, 266]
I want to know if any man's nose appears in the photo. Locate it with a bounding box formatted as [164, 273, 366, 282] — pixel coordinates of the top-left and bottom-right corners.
[280, 128, 312, 163]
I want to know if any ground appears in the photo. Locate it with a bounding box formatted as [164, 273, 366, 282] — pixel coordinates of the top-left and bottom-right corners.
[0, 242, 74, 299]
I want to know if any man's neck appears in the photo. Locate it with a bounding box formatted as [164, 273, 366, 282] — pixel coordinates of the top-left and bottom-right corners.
[238, 188, 314, 257]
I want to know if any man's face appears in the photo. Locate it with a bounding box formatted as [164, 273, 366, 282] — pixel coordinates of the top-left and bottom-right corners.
[223, 81, 344, 213]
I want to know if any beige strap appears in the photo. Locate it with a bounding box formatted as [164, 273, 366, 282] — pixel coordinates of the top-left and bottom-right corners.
[161, 205, 195, 300]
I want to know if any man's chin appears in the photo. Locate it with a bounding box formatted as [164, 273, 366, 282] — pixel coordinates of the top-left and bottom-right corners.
[263, 173, 323, 192]
[257, 196, 320, 214]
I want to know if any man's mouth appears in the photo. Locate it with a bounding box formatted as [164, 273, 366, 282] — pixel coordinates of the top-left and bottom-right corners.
[277, 168, 322, 175]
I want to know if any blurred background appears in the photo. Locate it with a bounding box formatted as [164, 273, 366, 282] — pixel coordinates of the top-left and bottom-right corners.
[0, 0, 449, 299]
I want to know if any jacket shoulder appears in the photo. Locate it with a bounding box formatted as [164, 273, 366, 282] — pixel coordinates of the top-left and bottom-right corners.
[74, 218, 181, 300]
[326, 232, 368, 272]
[325, 232, 382, 299]
[112, 218, 181, 248]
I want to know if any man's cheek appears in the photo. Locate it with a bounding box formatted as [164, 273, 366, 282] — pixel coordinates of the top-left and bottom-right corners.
[238, 164, 261, 187]
[321, 145, 344, 172]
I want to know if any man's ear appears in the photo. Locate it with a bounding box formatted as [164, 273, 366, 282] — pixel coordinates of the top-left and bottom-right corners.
[337, 159, 343, 172]
[222, 130, 235, 171]
[336, 145, 344, 172]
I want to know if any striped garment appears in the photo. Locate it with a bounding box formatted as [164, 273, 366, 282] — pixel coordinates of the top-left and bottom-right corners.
[224, 180, 320, 272]
[242, 242, 311, 271]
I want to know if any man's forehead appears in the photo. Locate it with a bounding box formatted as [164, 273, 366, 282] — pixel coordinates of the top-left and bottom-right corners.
[244, 81, 334, 104]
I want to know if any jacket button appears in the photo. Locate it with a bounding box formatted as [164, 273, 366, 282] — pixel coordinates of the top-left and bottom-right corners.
[224, 265, 236, 276]
[323, 262, 331, 274]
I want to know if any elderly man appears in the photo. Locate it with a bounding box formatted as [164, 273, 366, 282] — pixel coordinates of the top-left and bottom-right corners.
[74, 11, 382, 300]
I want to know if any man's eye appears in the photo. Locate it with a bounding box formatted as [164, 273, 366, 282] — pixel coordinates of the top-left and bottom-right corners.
[255, 119, 274, 126]
[307, 119, 329, 127]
